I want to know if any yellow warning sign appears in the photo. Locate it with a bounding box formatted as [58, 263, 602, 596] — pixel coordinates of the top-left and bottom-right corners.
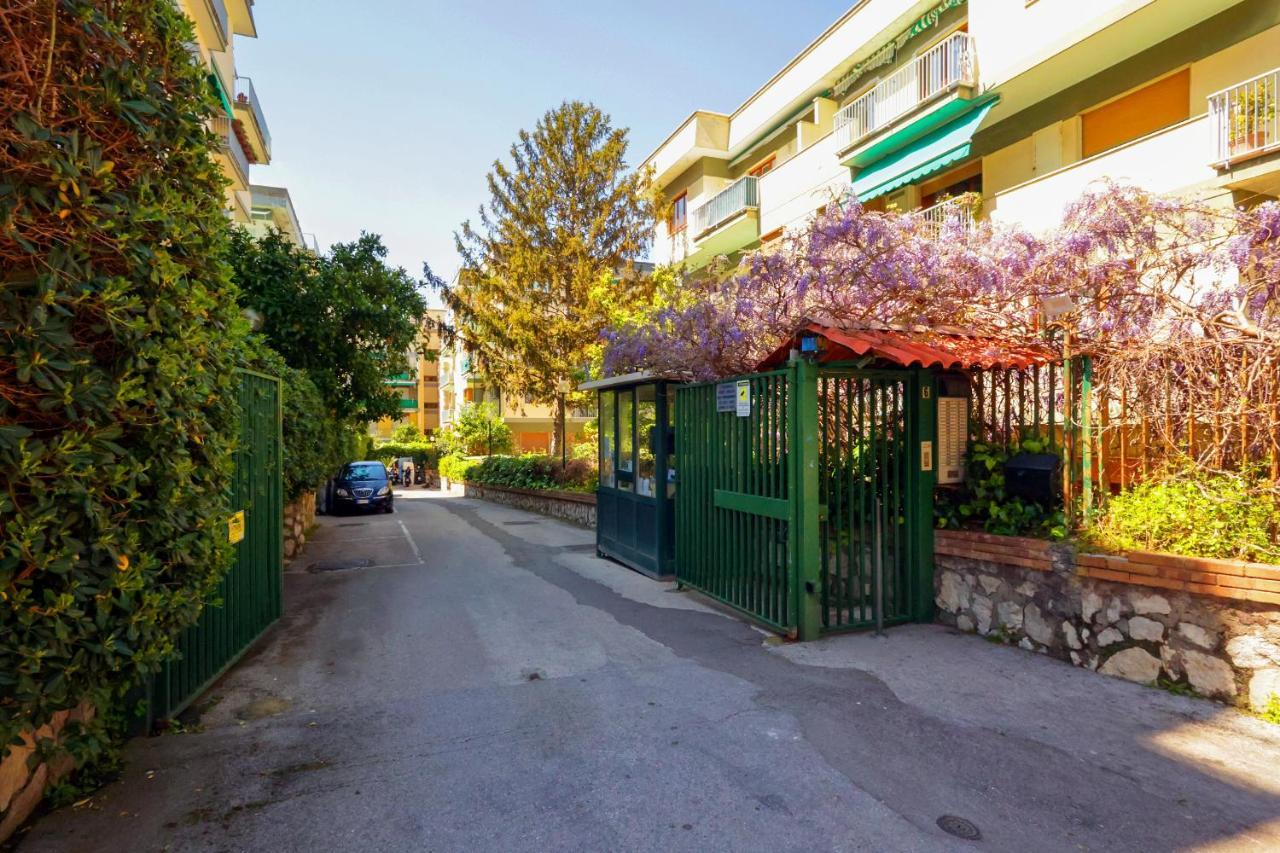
[228, 510, 246, 544]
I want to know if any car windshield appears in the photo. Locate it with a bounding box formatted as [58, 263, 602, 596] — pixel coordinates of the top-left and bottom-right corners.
[343, 463, 385, 481]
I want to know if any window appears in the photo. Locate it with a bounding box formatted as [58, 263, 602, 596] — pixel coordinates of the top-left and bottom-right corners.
[599, 390, 616, 488]
[747, 156, 776, 179]
[618, 389, 635, 493]
[1081, 69, 1190, 158]
[637, 384, 657, 499]
[668, 192, 687, 234]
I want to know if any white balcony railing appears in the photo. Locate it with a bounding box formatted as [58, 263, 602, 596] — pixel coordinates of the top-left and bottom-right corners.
[834, 33, 977, 152]
[234, 76, 272, 160]
[691, 176, 759, 236]
[211, 114, 249, 187]
[1208, 67, 1279, 166]
[917, 193, 978, 233]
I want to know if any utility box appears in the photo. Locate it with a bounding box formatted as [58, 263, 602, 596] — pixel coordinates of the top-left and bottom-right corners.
[1004, 452, 1061, 505]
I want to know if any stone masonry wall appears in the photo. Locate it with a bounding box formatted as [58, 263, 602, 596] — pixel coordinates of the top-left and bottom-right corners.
[934, 530, 1280, 712]
[0, 702, 94, 843]
[283, 491, 316, 561]
[463, 483, 596, 528]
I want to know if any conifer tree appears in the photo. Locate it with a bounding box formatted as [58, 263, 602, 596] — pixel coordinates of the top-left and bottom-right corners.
[438, 101, 654, 458]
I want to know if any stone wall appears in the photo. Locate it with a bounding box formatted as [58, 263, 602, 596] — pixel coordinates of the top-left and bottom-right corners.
[0, 703, 94, 843]
[463, 483, 596, 528]
[934, 529, 1280, 712]
[283, 491, 316, 561]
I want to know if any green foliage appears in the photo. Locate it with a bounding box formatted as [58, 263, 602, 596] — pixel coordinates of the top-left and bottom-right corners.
[1084, 463, 1278, 562]
[455, 454, 598, 493]
[0, 0, 243, 757]
[228, 228, 427, 422]
[438, 101, 656, 455]
[437, 403, 514, 456]
[572, 419, 599, 462]
[375, 439, 438, 470]
[439, 453, 480, 483]
[935, 438, 1067, 539]
[1261, 695, 1280, 725]
[390, 423, 426, 444]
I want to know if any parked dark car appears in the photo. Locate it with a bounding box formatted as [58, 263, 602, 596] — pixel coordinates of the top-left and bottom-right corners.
[332, 461, 394, 514]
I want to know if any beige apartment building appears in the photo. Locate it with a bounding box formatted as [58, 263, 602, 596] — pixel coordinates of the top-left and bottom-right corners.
[646, 0, 1280, 268]
[371, 309, 447, 441]
[177, 0, 272, 223]
[437, 330, 593, 455]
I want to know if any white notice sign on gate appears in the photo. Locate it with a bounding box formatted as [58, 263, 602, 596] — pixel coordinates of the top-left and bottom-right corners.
[735, 380, 751, 417]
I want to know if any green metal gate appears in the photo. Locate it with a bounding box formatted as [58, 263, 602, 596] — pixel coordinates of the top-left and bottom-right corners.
[676, 367, 797, 632]
[676, 360, 935, 640]
[152, 369, 283, 719]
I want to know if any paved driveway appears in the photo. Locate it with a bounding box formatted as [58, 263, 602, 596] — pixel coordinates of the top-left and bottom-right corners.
[18, 490, 1280, 852]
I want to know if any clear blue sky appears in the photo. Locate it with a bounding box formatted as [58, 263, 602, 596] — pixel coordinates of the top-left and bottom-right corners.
[237, 0, 850, 290]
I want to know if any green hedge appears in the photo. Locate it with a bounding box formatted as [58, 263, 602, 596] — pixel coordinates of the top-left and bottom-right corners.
[1, 1, 245, 755]
[444, 454, 597, 493]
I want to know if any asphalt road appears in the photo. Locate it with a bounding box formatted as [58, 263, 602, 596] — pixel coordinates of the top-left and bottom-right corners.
[18, 489, 1280, 852]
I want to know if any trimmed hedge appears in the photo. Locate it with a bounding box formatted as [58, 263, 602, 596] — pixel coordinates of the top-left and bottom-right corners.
[1, 2, 244, 756]
[443, 454, 597, 493]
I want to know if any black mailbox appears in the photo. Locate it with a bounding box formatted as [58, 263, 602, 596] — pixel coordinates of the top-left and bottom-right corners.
[1004, 453, 1060, 505]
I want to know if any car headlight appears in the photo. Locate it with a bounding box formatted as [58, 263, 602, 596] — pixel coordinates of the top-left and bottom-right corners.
[376, 486, 390, 496]
[336, 488, 350, 497]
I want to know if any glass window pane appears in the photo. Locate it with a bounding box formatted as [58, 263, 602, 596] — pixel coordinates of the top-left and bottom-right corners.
[618, 390, 635, 492]
[666, 385, 677, 499]
[599, 390, 615, 489]
[637, 384, 657, 498]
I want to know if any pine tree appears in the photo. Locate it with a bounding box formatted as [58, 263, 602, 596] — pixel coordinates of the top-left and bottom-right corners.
[438, 101, 654, 459]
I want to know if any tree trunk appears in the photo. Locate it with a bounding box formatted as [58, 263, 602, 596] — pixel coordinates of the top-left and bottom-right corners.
[552, 394, 567, 465]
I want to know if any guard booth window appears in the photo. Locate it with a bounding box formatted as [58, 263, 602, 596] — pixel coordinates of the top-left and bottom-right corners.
[600, 390, 616, 488]
[637, 385, 657, 498]
[618, 390, 635, 492]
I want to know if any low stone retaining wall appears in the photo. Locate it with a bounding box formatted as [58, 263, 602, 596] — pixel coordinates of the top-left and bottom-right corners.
[463, 483, 596, 528]
[934, 529, 1280, 712]
[283, 490, 316, 560]
[0, 703, 94, 842]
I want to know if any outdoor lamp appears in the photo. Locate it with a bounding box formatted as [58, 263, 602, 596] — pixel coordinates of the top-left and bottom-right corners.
[798, 330, 825, 361]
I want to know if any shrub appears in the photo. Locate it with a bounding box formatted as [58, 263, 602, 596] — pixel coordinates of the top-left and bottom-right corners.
[456, 454, 597, 493]
[1084, 464, 1278, 562]
[934, 438, 1067, 539]
[439, 453, 480, 483]
[1, 1, 244, 755]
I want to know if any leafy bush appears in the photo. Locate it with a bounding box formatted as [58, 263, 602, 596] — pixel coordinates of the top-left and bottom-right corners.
[439, 453, 480, 483]
[436, 403, 513, 456]
[443, 454, 597, 493]
[1, 1, 243, 755]
[1084, 464, 1278, 562]
[376, 440, 439, 470]
[935, 439, 1067, 539]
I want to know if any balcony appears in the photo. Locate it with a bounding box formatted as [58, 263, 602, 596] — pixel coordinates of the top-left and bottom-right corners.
[686, 176, 760, 264]
[233, 77, 271, 164]
[211, 114, 249, 188]
[834, 33, 978, 161]
[397, 398, 419, 411]
[1208, 67, 1279, 168]
[917, 193, 978, 233]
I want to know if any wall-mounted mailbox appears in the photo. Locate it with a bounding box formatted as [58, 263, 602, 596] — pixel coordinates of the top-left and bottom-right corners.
[1004, 452, 1061, 505]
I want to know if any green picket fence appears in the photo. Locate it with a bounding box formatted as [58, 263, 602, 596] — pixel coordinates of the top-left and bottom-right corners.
[151, 369, 283, 720]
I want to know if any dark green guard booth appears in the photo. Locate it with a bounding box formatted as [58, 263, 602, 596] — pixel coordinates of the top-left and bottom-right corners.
[580, 372, 676, 579]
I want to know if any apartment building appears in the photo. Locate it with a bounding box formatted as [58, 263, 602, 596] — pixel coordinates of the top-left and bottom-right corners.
[370, 309, 447, 440]
[646, 0, 1280, 269]
[437, 331, 593, 455]
[245, 185, 322, 251]
[178, 0, 271, 223]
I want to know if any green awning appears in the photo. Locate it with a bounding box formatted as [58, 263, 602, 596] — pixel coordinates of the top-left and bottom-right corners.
[852, 101, 994, 202]
[209, 73, 234, 119]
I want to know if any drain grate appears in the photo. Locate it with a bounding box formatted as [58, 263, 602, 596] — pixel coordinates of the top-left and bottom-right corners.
[502, 521, 538, 526]
[936, 815, 981, 841]
[337, 523, 367, 528]
[307, 559, 374, 574]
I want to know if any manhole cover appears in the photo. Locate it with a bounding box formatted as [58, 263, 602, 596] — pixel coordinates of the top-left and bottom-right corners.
[503, 521, 538, 526]
[936, 815, 981, 841]
[307, 559, 374, 574]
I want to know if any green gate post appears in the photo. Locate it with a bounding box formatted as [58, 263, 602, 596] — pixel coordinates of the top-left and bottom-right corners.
[1080, 355, 1094, 523]
[791, 357, 822, 641]
[912, 369, 939, 622]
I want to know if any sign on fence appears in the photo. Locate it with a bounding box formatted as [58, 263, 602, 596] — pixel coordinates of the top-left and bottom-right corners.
[735, 380, 751, 417]
[716, 382, 736, 412]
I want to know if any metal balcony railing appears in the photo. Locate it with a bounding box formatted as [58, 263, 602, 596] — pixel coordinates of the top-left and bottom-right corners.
[690, 176, 759, 237]
[917, 193, 978, 233]
[234, 76, 272, 160]
[1208, 67, 1280, 166]
[210, 114, 249, 186]
[834, 33, 978, 152]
